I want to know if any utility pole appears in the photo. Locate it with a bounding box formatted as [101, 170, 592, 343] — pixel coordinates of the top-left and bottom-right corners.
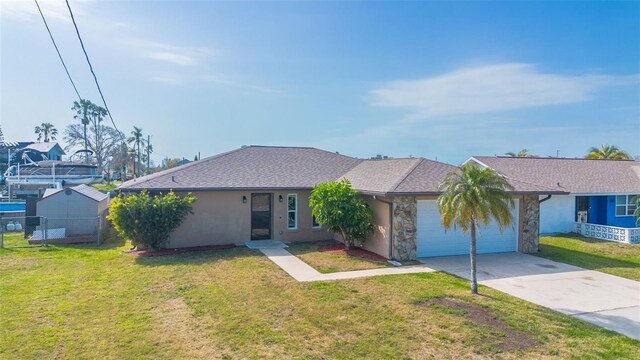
[146, 135, 151, 175]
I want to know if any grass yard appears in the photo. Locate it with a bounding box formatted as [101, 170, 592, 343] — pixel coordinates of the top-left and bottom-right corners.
[538, 234, 640, 281]
[1, 232, 34, 248]
[1, 236, 638, 359]
[287, 241, 391, 273]
[91, 181, 122, 192]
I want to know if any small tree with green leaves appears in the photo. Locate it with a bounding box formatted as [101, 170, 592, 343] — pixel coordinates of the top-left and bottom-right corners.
[635, 198, 640, 227]
[309, 179, 373, 250]
[107, 190, 195, 249]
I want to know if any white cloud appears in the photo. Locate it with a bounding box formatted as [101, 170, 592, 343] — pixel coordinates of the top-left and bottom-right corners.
[149, 72, 186, 85]
[203, 75, 285, 94]
[130, 40, 212, 66]
[0, 0, 91, 22]
[371, 63, 638, 120]
[146, 52, 197, 66]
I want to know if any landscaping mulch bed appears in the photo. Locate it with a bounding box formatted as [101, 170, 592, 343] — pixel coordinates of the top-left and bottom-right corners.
[417, 297, 536, 352]
[316, 243, 388, 262]
[124, 244, 236, 257]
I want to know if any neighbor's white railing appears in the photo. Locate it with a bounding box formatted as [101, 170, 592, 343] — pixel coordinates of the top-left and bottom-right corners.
[575, 222, 640, 244]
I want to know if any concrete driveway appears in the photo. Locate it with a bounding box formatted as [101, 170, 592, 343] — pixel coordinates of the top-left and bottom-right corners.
[419, 253, 640, 341]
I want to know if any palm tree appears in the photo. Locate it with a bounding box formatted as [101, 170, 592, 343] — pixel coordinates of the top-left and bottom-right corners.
[585, 144, 631, 160]
[34, 122, 58, 142]
[505, 149, 533, 157]
[437, 163, 515, 294]
[127, 126, 145, 177]
[144, 140, 153, 174]
[72, 99, 94, 162]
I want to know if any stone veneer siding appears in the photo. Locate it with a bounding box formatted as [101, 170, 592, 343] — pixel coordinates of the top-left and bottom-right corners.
[520, 195, 540, 253]
[391, 196, 417, 261]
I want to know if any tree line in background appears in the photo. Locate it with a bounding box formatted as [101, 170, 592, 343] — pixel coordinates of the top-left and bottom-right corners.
[2, 107, 636, 181]
[21, 99, 162, 180]
[505, 144, 633, 160]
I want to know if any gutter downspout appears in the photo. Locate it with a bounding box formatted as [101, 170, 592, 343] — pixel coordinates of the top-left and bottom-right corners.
[373, 195, 394, 259]
[539, 195, 552, 204]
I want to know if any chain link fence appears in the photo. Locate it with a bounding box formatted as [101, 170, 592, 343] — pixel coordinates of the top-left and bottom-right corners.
[0, 214, 104, 248]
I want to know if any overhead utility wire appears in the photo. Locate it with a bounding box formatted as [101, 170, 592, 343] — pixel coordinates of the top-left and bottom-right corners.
[34, 0, 82, 101]
[65, 0, 125, 142]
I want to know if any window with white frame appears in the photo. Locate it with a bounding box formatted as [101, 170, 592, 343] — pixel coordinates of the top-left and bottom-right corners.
[312, 215, 321, 229]
[615, 194, 638, 216]
[287, 194, 297, 230]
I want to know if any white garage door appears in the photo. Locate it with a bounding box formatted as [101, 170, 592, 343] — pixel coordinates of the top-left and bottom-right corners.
[416, 199, 519, 258]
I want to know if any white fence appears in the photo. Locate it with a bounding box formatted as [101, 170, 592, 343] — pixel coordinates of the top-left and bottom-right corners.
[575, 222, 640, 244]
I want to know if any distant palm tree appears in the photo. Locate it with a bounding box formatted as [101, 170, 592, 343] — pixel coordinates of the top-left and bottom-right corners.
[127, 126, 145, 177]
[585, 144, 631, 160]
[437, 163, 515, 294]
[34, 122, 58, 142]
[144, 141, 153, 174]
[505, 149, 534, 157]
[72, 99, 92, 154]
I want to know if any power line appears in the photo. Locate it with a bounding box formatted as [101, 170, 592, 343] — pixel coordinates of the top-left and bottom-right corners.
[64, 0, 125, 142]
[34, 0, 82, 101]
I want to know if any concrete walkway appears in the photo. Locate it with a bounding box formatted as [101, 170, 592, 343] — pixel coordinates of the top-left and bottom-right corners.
[420, 253, 640, 341]
[259, 248, 436, 282]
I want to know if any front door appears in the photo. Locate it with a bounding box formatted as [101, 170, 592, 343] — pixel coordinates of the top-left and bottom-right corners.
[576, 196, 589, 222]
[251, 193, 272, 240]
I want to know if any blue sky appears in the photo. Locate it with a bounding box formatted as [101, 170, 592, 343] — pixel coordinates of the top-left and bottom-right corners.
[1, 1, 638, 164]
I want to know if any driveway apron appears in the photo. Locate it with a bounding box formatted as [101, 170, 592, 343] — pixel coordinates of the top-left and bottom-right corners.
[420, 253, 640, 341]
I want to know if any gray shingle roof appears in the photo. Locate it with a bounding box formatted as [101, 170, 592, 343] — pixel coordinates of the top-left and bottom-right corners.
[341, 158, 423, 194]
[119, 146, 362, 190]
[471, 156, 640, 194]
[392, 159, 459, 194]
[73, 184, 109, 202]
[120, 145, 562, 195]
[43, 184, 108, 202]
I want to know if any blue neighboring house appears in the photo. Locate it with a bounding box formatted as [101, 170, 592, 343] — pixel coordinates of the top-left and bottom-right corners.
[23, 142, 66, 161]
[467, 156, 640, 233]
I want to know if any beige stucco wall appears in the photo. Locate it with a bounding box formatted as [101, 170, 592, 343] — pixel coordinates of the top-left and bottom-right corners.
[168, 190, 333, 248]
[362, 195, 391, 258]
[330, 195, 392, 259]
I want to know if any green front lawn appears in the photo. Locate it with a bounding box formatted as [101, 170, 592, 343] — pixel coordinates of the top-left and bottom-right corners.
[287, 241, 391, 273]
[1, 237, 638, 359]
[538, 234, 640, 281]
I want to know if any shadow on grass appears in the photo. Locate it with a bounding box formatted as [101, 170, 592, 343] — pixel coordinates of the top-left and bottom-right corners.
[288, 240, 388, 262]
[133, 246, 262, 266]
[537, 243, 640, 270]
[287, 240, 340, 255]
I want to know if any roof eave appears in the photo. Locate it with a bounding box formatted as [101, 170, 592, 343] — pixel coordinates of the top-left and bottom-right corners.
[117, 186, 316, 192]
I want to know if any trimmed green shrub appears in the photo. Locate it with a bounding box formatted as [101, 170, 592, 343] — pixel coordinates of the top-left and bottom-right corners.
[309, 179, 373, 250]
[107, 190, 195, 249]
